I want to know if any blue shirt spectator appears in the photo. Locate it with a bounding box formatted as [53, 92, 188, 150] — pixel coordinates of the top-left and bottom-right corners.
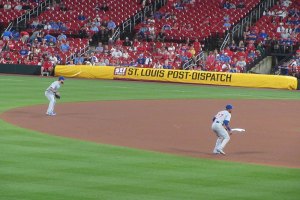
[136, 55, 145, 65]
[51, 22, 60, 30]
[44, 34, 57, 43]
[57, 33, 67, 41]
[74, 56, 84, 65]
[107, 20, 116, 30]
[78, 13, 86, 21]
[2, 31, 12, 40]
[90, 25, 99, 32]
[60, 43, 70, 52]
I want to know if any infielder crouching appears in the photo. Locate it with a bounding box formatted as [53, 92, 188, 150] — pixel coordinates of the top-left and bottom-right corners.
[211, 104, 233, 155]
[45, 76, 65, 116]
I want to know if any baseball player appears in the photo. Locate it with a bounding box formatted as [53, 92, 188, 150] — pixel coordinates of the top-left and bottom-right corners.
[45, 76, 65, 116]
[211, 104, 233, 155]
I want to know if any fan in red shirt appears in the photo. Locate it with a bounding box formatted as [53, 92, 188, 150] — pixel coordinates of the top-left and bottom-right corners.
[41, 59, 54, 76]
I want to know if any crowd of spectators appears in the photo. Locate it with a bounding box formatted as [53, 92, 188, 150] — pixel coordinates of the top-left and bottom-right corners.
[249, 0, 300, 54]
[1, 0, 299, 76]
[278, 48, 300, 78]
[0, 28, 88, 75]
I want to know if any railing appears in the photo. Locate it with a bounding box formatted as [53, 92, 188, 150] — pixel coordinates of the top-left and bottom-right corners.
[112, 27, 121, 40]
[122, 0, 168, 34]
[220, 0, 278, 50]
[66, 43, 90, 64]
[15, 0, 51, 27]
[182, 51, 205, 70]
[1, 22, 13, 37]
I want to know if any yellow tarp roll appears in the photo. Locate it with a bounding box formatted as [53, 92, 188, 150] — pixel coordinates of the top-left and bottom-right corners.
[55, 66, 298, 90]
[55, 65, 115, 79]
[113, 67, 298, 90]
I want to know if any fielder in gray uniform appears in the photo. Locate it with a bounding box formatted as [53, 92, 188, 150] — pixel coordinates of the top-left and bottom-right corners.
[211, 104, 233, 155]
[45, 76, 65, 116]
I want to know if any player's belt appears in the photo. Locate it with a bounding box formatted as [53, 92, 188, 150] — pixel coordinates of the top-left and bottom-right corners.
[215, 121, 220, 123]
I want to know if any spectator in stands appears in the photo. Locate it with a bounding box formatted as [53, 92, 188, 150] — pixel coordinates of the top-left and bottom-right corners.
[78, 12, 86, 21]
[223, 1, 231, 9]
[78, 26, 88, 38]
[3, 1, 12, 10]
[237, 0, 245, 8]
[136, 54, 146, 66]
[163, 60, 172, 69]
[74, 54, 84, 65]
[157, 30, 166, 42]
[89, 53, 99, 65]
[282, 0, 292, 7]
[90, 23, 99, 33]
[107, 19, 116, 35]
[148, 24, 156, 41]
[236, 56, 247, 72]
[98, 58, 107, 66]
[229, 40, 238, 52]
[111, 47, 123, 58]
[60, 41, 70, 52]
[123, 37, 132, 46]
[154, 11, 162, 20]
[100, 2, 109, 12]
[276, 23, 285, 33]
[122, 50, 129, 59]
[47, 37, 56, 47]
[2, 30, 12, 40]
[14, 3, 23, 11]
[223, 20, 231, 31]
[95, 42, 104, 53]
[174, 0, 184, 10]
[44, 22, 52, 30]
[48, 53, 58, 66]
[57, 32, 67, 41]
[258, 29, 268, 42]
[41, 59, 54, 75]
[20, 31, 30, 43]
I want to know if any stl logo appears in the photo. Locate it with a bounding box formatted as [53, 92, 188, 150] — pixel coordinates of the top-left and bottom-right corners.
[114, 67, 127, 76]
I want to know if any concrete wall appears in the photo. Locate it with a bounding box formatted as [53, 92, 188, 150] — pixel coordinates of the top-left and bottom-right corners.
[249, 56, 273, 74]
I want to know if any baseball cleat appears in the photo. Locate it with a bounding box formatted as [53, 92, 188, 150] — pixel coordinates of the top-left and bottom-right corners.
[213, 150, 220, 154]
[217, 149, 226, 155]
[46, 112, 56, 116]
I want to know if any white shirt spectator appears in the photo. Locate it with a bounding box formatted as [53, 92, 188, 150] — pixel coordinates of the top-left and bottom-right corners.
[282, 0, 292, 7]
[4, 3, 12, 10]
[49, 55, 58, 65]
[123, 52, 129, 59]
[14, 4, 22, 10]
[276, 25, 285, 33]
[111, 49, 122, 58]
[145, 57, 152, 65]
[44, 23, 52, 30]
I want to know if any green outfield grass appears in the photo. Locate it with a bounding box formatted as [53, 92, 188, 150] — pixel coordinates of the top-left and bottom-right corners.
[0, 75, 300, 200]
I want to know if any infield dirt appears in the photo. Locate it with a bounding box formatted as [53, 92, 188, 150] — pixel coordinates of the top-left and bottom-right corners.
[1, 99, 300, 168]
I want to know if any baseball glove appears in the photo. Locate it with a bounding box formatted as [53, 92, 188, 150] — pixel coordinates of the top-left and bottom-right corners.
[54, 92, 61, 99]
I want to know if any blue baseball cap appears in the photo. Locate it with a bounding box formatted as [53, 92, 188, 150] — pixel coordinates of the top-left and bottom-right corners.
[58, 76, 65, 81]
[226, 104, 233, 110]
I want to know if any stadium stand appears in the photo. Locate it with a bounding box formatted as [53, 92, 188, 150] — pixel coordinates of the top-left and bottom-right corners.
[0, 0, 299, 76]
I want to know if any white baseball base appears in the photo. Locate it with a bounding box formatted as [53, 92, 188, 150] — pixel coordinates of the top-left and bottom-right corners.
[231, 128, 246, 133]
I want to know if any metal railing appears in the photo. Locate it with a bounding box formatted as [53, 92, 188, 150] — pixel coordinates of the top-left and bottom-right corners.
[182, 51, 205, 70]
[15, 0, 51, 27]
[1, 22, 13, 37]
[122, 0, 167, 34]
[112, 27, 121, 41]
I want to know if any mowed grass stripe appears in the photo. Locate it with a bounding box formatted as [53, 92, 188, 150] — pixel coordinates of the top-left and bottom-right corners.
[0, 75, 300, 200]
